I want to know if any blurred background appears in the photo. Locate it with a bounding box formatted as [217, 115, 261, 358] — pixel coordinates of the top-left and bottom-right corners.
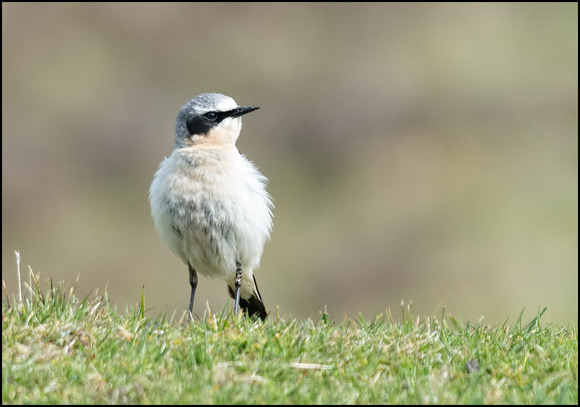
[3, 3, 577, 325]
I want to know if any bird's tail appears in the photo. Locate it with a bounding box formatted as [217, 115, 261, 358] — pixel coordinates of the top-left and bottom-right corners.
[228, 275, 267, 320]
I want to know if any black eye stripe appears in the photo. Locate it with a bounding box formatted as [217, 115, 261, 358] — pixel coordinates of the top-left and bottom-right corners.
[186, 116, 212, 135]
[204, 109, 240, 123]
[186, 109, 241, 136]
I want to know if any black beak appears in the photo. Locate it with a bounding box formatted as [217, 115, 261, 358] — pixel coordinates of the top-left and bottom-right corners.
[229, 106, 260, 118]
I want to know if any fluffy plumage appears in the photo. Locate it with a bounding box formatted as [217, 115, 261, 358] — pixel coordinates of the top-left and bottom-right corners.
[149, 93, 273, 319]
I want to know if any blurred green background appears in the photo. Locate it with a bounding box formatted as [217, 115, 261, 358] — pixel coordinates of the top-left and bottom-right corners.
[2, 3, 577, 324]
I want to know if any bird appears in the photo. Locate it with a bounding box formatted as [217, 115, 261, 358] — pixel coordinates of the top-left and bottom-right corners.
[149, 93, 273, 320]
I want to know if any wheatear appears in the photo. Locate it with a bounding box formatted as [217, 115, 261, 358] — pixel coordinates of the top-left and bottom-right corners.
[149, 93, 273, 320]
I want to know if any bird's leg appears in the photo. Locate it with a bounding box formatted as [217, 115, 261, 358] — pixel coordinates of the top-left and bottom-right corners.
[188, 264, 198, 319]
[234, 261, 242, 317]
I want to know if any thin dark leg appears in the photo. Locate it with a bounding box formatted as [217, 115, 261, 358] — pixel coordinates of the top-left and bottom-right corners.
[234, 262, 242, 316]
[188, 264, 198, 318]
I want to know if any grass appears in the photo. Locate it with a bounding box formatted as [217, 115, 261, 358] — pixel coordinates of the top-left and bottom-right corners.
[2, 271, 578, 404]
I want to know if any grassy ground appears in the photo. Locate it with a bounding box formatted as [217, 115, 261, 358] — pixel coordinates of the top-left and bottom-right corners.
[2, 273, 578, 404]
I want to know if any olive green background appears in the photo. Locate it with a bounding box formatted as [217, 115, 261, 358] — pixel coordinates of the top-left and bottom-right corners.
[3, 3, 577, 324]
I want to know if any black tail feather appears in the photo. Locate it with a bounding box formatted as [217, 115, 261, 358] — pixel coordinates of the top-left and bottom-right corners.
[227, 275, 267, 320]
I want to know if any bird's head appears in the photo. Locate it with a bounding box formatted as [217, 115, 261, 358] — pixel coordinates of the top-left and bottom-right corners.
[174, 93, 259, 149]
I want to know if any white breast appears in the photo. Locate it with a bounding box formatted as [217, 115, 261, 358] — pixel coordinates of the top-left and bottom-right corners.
[149, 147, 273, 295]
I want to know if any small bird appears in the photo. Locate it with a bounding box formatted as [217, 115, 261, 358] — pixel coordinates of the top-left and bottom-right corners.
[149, 93, 273, 320]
